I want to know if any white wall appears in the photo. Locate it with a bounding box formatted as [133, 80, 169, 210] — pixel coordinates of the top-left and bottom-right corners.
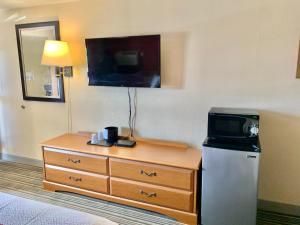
[0, 0, 300, 206]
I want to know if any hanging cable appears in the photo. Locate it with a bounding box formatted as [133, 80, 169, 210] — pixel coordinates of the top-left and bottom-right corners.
[127, 87, 132, 138]
[127, 87, 137, 140]
[132, 88, 137, 136]
[67, 76, 72, 133]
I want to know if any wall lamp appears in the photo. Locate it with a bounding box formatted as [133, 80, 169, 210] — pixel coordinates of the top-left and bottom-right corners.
[41, 40, 73, 77]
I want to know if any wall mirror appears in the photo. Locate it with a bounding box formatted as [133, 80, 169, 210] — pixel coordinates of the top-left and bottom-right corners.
[15, 21, 65, 102]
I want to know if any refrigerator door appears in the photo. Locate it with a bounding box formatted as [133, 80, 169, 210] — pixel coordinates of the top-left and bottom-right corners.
[201, 146, 260, 225]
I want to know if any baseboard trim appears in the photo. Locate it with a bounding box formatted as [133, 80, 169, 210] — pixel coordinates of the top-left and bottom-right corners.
[258, 199, 300, 217]
[0, 153, 43, 167]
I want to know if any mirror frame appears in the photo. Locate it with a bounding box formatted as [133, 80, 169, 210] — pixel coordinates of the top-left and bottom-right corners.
[15, 21, 65, 102]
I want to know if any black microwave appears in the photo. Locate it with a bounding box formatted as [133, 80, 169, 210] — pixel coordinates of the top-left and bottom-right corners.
[208, 107, 259, 143]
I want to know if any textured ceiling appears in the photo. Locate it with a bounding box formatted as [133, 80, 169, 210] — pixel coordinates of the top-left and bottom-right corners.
[0, 0, 78, 10]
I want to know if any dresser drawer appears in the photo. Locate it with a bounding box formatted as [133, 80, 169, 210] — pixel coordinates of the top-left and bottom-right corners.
[43, 147, 108, 175]
[109, 158, 193, 190]
[111, 177, 193, 212]
[45, 165, 109, 193]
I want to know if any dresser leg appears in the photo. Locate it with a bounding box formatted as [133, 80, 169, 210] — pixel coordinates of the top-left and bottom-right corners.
[43, 181, 58, 192]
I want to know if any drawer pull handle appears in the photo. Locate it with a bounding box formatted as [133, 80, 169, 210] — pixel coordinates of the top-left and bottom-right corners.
[68, 158, 81, 164]
[139, 190, 157, 198]
[68, 176, 82, 182]
[140, 170, 157, 177]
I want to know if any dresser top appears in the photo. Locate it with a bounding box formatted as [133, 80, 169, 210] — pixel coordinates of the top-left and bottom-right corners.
[41, 133, 202, 170]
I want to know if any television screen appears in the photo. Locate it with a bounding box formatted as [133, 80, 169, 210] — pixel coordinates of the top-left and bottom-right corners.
[85, 35, 161, 88]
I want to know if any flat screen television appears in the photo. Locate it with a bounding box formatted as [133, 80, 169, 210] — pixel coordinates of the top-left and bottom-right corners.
[85, 35, 161, 88]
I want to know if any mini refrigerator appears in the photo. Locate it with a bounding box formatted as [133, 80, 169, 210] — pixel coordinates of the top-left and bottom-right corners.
[201, 139, 260, 225]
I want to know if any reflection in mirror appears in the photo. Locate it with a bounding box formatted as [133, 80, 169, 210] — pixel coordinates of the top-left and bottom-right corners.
[16, 21, 65, 102]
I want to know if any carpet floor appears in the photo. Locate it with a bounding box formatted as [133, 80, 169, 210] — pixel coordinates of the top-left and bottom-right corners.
[0, 160, 299, 225]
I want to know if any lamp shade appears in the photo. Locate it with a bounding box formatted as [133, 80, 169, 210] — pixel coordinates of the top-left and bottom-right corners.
[41, 40, 72, 67]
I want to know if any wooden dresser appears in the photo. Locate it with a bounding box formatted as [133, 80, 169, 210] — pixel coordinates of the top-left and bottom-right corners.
[41, 133, 202, 225]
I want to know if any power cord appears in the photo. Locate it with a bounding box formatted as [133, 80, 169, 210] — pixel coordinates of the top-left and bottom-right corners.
[127, 87, 137, 140]
[67, 76, 72, 133]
